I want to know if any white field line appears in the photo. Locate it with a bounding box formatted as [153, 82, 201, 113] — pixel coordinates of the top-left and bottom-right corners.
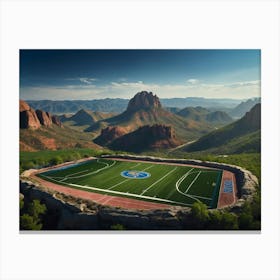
[140, 167, 178, 195]
[108, 165, 154, 190]
[107, 178, 130, 190]
[184, 171, 202, 194]
[68, 183, 192, 207]
[66, 169, 89, 177]
[56, 169, 90, 181]
[175, 168, 200, 203]
[190, 194, 212, 200]
[65, 160, 116, 179]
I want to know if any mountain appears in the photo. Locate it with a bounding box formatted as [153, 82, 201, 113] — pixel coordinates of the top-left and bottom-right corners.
[177, 107, 210, 121]
[86, 91, 214, 141]
[20, 100, 100, 151]
[93, 126, 128, 146]
[161, 97, 243, 109]
[205, 111, 233, 124]
[20, 100, 62, 129]
[27, 99, 129, 113]
[229, 98, 261, 118]
[26, 97, 247, 114]
[20, 100, 41, 130]
[184, 103, 261, 154]
[64, 109, 115, 126]
[177, 106, 233, 125]
[109, 124, 181, 152]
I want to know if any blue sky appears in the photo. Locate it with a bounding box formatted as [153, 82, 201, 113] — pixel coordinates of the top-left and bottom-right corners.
[20, 50, 261, 100]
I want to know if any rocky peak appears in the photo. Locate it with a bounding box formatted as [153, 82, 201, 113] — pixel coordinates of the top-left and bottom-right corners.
[109, 124, 180, 152]
[51, 115, 63, 127]
[20, 100, 62, 129]
[137, 124, 175, 140]
[36, 109, 53, 127]
[20, 100, 41, 130]
[94, 126, 128, 146]
[20, 100, 31, 112]
[126, 91, 162, 112]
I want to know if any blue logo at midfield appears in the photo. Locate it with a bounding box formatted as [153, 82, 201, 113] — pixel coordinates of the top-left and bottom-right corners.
[121, 170, 151, 179]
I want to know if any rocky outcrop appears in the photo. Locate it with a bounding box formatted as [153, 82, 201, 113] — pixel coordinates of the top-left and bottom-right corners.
[36, 109, 53, 127]
[94, 126, 128, 146]
[20, 100, 63, 129]
[126, 91, 162, 112]
[20, 180, 188, 230]
[51, 115, 63, 127]
[109, 124, 181, 152]
[20, 100, 41, 130]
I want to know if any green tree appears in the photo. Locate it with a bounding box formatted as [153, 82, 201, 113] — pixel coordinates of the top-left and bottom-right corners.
[110, 224, 126, 230]
[208, 210, 223, 229]
[20, 197, 24, 210]
[50, 156, 63, 165]
[20, 214, 43, 230]
[220, 212, 239, 230]
[238, 213, 254, 229]
[27, 199, 47, 219]
[191, 201, 209, 229]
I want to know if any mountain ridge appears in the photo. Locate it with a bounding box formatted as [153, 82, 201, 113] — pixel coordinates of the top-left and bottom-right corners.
[184, 103, 261, 153]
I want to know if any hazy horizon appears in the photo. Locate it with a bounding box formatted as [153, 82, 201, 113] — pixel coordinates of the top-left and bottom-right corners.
[20, 50, 261, 101]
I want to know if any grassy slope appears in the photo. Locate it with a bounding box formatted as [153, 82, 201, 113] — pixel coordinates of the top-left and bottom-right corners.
[20, 148, 113, 171]
[20, 125, 100, 151]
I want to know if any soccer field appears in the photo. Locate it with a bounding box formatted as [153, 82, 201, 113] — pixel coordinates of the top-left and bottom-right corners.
[37, 158, 223, 208]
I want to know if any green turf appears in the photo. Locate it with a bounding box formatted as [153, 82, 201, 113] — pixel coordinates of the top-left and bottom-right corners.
[37, 158, 223, 208]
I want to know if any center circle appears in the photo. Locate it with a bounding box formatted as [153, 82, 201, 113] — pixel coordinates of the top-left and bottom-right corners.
[121, 170, 151, 179]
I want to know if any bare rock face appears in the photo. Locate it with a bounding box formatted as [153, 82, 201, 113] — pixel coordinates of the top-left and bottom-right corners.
[109, 124, 181, 152]
[51, 115, 63, 127]
[94, 126, 128, 146]
[36, 109, 53, 127]
[20, 100, 63, 129]
[20, 100, 41, 130]
[126, 91, 162, 112]
[19, 100, 30, 112]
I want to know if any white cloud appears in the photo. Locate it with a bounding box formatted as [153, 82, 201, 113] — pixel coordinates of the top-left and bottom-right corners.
[20, 79, 261, 100]
[187, 79, 199, 84]
[66, 77, 98, 84]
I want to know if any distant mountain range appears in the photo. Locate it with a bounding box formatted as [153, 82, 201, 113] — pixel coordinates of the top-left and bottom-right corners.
[20, 93, 261, 154]
[229, 97, 261, 118]
[176, 106, 233, 125]
[26, 97, 255, 114]
[184, 103, 261, 154]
